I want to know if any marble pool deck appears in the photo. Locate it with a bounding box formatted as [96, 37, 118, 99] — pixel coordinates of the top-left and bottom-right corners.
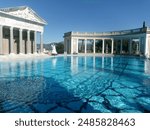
[0, 53, 50, 62]
[0, 53, 115, 62]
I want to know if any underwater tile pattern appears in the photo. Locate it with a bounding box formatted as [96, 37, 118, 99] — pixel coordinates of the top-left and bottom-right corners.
[0, 56, 150, 113]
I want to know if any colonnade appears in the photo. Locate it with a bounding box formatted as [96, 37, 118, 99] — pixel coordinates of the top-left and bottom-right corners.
[69, 38, 114, 54]
[0, 25, 43, 55]
[65, 37, 142, 55]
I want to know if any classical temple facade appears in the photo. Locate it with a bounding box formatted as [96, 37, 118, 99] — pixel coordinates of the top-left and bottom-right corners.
[64, 26, 150, 58]
[0, 6, 47, 55]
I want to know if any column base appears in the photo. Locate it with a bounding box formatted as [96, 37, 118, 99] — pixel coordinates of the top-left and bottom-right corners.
[19, 53, 24, 55]
[9, 53, 16, 57]
[33, 52, 39, 56]
[9, 53, 15, 55]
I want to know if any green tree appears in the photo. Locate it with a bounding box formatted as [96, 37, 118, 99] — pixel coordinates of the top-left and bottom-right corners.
[56, 42, 64, 54]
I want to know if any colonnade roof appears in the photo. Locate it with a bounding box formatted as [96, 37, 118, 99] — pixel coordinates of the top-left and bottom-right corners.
[0, 6, 47, 25]
[64, 27, 149, 38]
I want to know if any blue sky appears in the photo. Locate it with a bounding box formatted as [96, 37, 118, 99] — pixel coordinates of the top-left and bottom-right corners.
[0, 0, 150, 43]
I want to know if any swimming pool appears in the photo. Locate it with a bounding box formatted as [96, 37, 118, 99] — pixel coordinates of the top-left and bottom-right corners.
[0, 55, 150, 113]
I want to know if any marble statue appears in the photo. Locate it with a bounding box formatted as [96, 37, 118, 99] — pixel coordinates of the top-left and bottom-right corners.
[51, 44, 57, 55]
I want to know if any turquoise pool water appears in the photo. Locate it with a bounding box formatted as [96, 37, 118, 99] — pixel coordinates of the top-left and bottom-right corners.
[0, 56, 150, 113]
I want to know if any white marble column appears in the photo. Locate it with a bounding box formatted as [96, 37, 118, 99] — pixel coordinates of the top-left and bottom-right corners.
[102, 39, 105, 54]
[27, 30, 30, 54]
[19, 29, 23, 54]
[76, 38, 78, 53]
[136, 42, 139, 54]
[71, 38, 74, 54]
[84, 39, 87, 54]
[34, 31, 37, 54]
[111, 38, 114, 54]
[120, 39, 123, 54]
[145, 35, 149, 57]
[10, 27, 14, 54]
[40, 32, 43, 53]
[93, 39, 95, 54]
[0, 25, 3, 55]
[64, 38, 67, 54]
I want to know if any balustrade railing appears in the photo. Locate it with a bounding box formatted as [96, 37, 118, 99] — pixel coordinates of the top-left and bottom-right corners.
[64, 27, 147, 37]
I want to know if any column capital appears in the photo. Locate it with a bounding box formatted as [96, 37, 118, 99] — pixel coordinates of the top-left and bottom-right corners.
[10, 26, 14, 30]
[27, 30, 30, 33]
[19, 28, 23, 31]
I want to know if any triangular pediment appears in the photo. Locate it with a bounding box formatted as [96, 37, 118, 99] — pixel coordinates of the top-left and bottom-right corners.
[0, 6, 47, 25]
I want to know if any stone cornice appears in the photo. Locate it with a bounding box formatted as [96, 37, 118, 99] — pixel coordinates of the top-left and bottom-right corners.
[0, 7, 47, 26]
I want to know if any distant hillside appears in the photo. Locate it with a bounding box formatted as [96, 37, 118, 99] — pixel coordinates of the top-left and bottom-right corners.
[37, 41, 64, 54]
